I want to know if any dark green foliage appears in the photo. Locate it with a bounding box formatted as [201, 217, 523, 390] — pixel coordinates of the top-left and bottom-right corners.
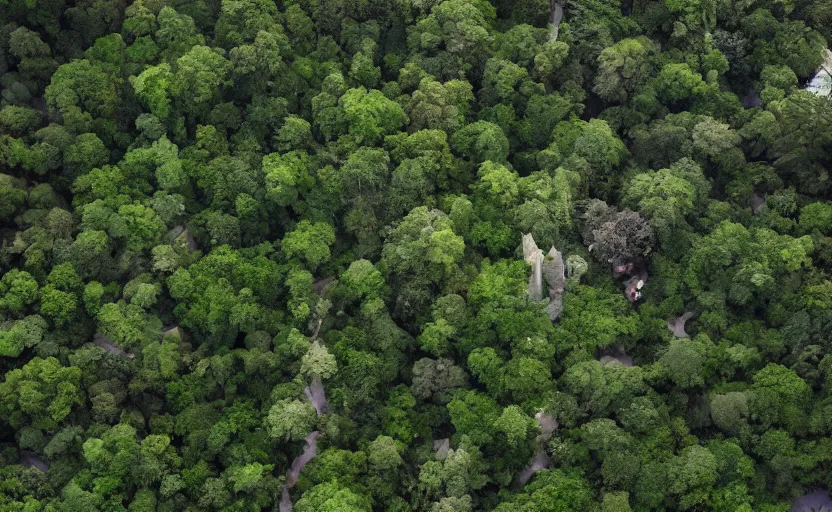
[0, 0, 830, 510]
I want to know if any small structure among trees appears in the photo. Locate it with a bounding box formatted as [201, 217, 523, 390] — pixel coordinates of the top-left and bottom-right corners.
[522, 234, 566, 320]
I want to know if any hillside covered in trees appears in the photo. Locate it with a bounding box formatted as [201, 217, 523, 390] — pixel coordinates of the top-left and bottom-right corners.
[2, 0, 832, 510]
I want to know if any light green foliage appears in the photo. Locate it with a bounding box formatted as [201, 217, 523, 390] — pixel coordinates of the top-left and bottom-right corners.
[295, 481, 372, 512]
[473, 161, 520, 207]
[45, 60, 122, 132]
[659, 337, 707, 388]
[418, 439, 488, 500]
[0, 106, 43, 137]
[168, 245, 281, 343]
[368, 435, 403, 472]
[0, 174, 27, 222]
[602, 492, 632, 512]
[380, 207, 465, 319]
[750, 364, 810, 432]
[275, 116, 314, 152]
[448, 390, 501, 446]
[130, 283, 159, 309]
[452, 121, 509, 164]
[82, 424, 142, 492]
[409, 0, 496, 75]
[171, 45, 233, 113]
[340, 87, 408, 143]
[9, 27, 51, 60]
[760, 65, 798, 104]
[0, 315, 47, 357]
[493, 469, 592, 511]
[0, 357, 83, 429]
[301, 340, 338, 380]
[622, 159, 708, 248]
[553, 285, 637, 355]
[594, 37, 657, 102]
[151, 244, 183, 273]
[692, 118, 741, 164]
[493, 405, 535, 447]
[263, 150, 314, 207]
[97, 301, 158, 348]
[38, 263, 83, 327]
[338, 259, 388, 304]
[109, 202, 167, 252]
[408, 78, 474, 133]
[669, 445, 718, 509]
[282, 220, 336, 269]
[419, 318, 457, 357]
[655, 63, 706, 104]
[131, 63, 174, 118]
[430, 495, 474, 512]
[266, 399, 317, 441]
[562, 360, 645, 417]
[225, 462, 273, 493]
[0, 270, 39, 315]
[304, 447, 367, 484]
[554, 119, 628, 193]
[39, 286, 77, 326]
[710, 392, 749, 434]
[122, 0, 157, 39]
[685, 221, 813, 307]
[799, 202, 832, 235]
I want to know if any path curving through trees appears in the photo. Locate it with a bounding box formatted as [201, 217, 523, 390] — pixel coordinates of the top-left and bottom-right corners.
[550, 0, 564, 41]
[278, 377, 328, 512]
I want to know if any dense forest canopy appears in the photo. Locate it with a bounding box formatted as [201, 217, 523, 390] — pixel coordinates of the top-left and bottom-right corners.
[2, 0, 832, 510]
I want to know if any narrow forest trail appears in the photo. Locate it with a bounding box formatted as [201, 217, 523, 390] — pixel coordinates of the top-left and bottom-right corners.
[806, 49, 832, 96]
[279, 378, 328, 512]
[550, 0, 563, 41]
